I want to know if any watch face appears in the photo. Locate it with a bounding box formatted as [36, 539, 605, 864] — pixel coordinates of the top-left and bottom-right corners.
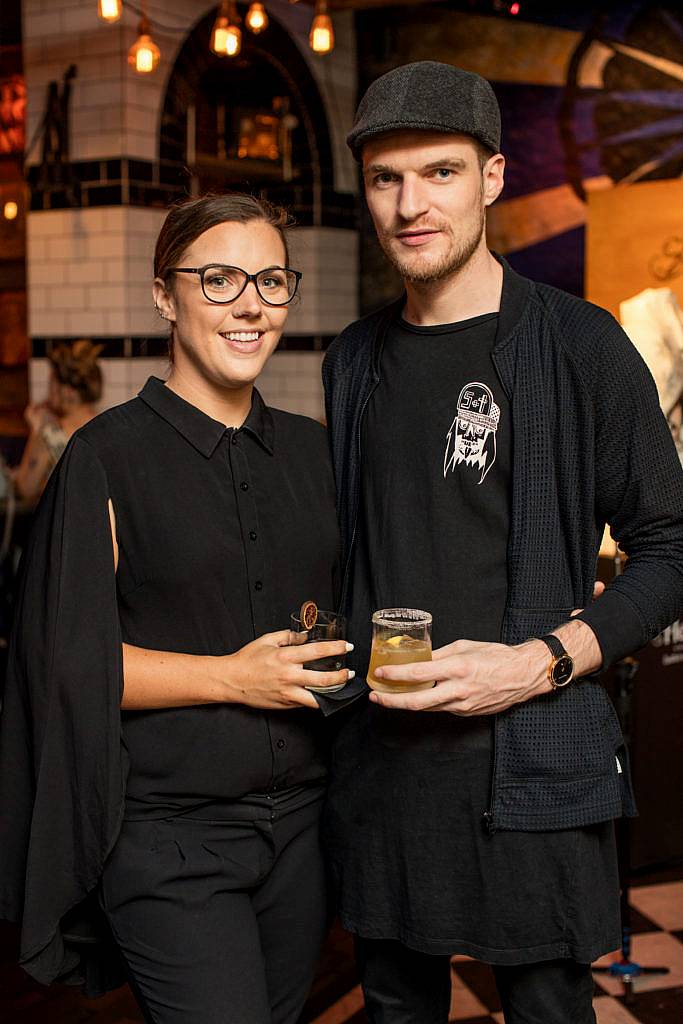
[553, 656, 574, 687]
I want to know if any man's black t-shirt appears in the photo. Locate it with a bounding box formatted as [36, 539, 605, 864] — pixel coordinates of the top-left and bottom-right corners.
[363, 311, 510, 641]
[353, 311, 510, 749]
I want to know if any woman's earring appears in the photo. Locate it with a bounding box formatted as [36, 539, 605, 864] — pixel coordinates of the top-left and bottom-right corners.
[155, 303, 167, 320]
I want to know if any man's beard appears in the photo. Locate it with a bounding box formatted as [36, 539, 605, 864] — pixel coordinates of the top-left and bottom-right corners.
[378, 206, 485, 285]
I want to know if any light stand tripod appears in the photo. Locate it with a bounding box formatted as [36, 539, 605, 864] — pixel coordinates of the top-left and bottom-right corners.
[592, 557, 670, 1004]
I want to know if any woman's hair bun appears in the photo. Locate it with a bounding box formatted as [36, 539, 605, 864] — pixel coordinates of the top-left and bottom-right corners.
[49, 339, 103, 404]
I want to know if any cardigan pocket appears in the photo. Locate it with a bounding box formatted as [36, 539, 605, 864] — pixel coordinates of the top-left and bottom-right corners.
[499, 605, 624, 782]
[503, 605, 576, 644]
[497, 681, 619, 781]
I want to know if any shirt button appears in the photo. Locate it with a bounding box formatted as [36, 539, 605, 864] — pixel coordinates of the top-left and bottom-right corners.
[276, 739, 286, 750]
[249, 531, 257, 541]
[231, 434, 238, 445]
[240, 481, 249, 491]
[255, 580, 263, 591]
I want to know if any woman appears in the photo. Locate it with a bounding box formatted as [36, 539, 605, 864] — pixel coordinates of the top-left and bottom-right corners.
[0, 194, 353, 1023]
[12, 339, 102, 503]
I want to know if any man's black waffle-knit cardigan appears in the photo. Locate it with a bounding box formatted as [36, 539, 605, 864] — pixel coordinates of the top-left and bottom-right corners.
[322, 259, 683, 832]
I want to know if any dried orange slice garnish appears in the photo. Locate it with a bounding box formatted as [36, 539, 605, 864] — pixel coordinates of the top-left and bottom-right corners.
[300, 601, 318, 629]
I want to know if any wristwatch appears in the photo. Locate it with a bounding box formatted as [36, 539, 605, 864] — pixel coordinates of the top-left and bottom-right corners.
[537, 634, 574, 689]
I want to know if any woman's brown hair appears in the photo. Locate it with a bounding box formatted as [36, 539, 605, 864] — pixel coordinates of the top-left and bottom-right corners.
[49, 339, 103, 404]
[155, 193, 292, 281]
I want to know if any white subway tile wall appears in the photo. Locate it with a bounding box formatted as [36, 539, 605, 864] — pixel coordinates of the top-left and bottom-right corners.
[258, 352, 326, 422]
[287, 228, 359, 335]
[27, 207, 167, 338]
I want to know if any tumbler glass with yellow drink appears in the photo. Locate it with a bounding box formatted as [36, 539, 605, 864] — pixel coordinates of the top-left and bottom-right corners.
[367, 608, 433, 693]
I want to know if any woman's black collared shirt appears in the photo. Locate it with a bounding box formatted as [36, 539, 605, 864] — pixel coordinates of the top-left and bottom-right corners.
[0, 377, 340, 979]
[48, 377, 340, 817]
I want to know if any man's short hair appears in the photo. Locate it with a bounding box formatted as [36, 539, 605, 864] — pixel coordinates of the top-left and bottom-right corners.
[474, 139, 496, 170]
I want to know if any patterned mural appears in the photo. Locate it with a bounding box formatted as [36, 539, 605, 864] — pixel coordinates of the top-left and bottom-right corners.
[0, 73, 25, 155]
[357, 1, 683, 310]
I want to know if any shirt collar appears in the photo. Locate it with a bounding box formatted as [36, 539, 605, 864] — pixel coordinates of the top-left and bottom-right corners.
[491, 253, 532, 350]
[139, 377, 274, 458]
[240, 388, 274, 455]
[370, 254, 531, 374]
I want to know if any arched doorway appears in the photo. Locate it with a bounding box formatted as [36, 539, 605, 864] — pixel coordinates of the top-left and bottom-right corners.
[159, 5, 336, 226]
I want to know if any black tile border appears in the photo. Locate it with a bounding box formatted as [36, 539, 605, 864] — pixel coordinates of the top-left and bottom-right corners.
[277, 335, 335, 352]
[31, 336, 168, 359]
[27, 158, 358, 230]
[27, 158, 182, 213]
[31, 334, 335, 358]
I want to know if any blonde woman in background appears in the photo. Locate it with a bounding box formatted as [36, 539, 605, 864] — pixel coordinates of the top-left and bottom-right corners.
[13, 339, 102, 503]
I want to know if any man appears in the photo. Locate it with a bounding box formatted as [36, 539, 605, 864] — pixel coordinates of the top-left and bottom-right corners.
[322, 61, 683, 1024]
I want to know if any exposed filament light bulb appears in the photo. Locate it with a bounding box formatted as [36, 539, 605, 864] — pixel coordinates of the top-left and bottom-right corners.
[309, 0, 334, 54]
[211, 2, 242, 57]
[225, 22, 242, 55]
[128, 17, 161, 74]
[98, 0, 122, 23]
[246, 2, 268, 33]
[211, 3, 230, 54]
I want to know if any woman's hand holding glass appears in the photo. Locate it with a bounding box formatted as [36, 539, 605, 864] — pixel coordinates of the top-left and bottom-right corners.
[222, 630, 354, 709]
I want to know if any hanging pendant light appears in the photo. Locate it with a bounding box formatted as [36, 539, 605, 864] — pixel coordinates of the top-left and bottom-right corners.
[211, 2, 231, 54]
[128, 16, 161, 74]
[211, 1, 242, 57]
[224, 23, 242, 55]
[97, 0, 122, 23]
[246, 2, 268, 34]
[309, 0, 334, 55]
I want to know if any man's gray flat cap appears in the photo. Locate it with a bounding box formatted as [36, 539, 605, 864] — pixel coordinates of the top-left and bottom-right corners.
[347, 61, 501, 160]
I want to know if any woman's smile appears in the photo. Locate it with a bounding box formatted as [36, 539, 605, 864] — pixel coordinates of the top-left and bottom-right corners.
[218, 328, 266, 354]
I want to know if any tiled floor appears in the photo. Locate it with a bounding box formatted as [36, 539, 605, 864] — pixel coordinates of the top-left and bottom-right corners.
[2, 880, 682, 1023]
